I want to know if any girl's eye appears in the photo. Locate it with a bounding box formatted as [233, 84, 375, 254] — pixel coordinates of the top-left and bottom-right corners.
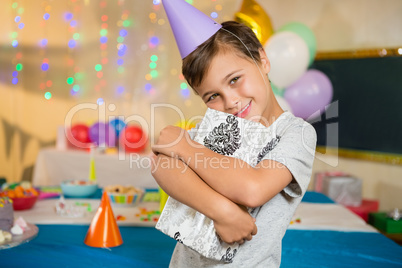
[207, 93, 219, 102]
[230, 77, 239, 85]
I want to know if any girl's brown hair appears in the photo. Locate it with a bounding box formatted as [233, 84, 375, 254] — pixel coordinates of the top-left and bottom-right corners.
[182, 21, 263, 90]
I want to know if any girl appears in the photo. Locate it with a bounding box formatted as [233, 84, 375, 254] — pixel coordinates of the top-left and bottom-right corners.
[152, 3, 317, 267]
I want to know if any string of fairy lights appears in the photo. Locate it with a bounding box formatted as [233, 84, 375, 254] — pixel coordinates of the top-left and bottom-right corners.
[11, 1, 24, 86]
[39, 1, 52, 100]
[115, 0, 130, 98]
[65, 0, 82, 100]
[7, 0, 225, 103]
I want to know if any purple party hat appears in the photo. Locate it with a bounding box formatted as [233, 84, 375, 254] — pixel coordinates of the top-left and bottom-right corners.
[163, 0, 222, 59]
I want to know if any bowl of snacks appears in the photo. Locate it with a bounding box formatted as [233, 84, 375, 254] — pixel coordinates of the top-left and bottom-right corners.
[61, 180, 98, 198]
[104, 185, 144, 207]
[0, 182, 39, 210]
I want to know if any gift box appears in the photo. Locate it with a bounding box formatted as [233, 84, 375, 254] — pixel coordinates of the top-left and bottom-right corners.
[314, 171, 349, 193]
[156, 108, 280, 262]
[369, 212, 402, 234]
[322, 176, 362, 206]
[346, 199, 379, 222]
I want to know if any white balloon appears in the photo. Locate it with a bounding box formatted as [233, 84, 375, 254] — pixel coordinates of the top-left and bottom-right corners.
[275, 95, 293, 114]
[265, 32, 309, 88]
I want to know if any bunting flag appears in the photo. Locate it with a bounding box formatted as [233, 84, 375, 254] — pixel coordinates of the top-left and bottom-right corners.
[1, 117, 55, 161]
[1, 118, 17, 160]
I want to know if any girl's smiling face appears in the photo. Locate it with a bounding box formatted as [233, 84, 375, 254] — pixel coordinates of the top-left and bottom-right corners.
[194, 47, 279, 125]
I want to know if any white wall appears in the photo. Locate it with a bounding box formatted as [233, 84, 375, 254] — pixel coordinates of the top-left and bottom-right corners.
[243, 0, 402, 51]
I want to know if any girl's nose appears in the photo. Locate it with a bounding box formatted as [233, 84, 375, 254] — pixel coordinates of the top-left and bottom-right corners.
[223, 93, 240, 111]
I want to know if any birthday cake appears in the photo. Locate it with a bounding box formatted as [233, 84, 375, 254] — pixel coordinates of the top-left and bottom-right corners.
[0, 197, 14, 232]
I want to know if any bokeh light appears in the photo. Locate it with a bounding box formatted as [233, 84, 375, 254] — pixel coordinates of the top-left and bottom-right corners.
[41, 38, 48, 46]
[100, 29, 108, 36]
[100, 36, 108, 43]
[117, 49, 126, 57]
[67, 77, 74, 84]
[41, 63, 49, 71]
[181, 88, 190, 97]
[43, 13, 50, 20]
[64, 12, 73, 21]
[68, 39, 76, 48]
[95, 64, 102, 71]
[150, 55, 158, 62]
[73, 85, 80, 92]
[150, 70, 158, 78]
[149, 36, 159, 46]
[44, 92, 52, 99]
[117, 36, 124, 43]
[70, 88, 78, 96]
[119, 29, 128, 37]
[149, 62, 157, 69]
[74, 72, 84, 80]
[117, 86, 125, 94]
[145, 83, 152, 91]
[97, 98, 105, 105]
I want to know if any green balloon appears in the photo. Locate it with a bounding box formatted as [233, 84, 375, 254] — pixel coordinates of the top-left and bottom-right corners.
[271, 82, 285, 97]
[278, 22, 317, 65]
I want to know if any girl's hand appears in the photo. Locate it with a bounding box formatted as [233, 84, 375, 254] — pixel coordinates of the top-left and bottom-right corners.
[152, 126, 193, 158]
[213, 203, 257, 245]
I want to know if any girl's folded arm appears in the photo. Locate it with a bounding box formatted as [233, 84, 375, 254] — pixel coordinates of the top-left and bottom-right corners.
[151, 154, 257, 244]
[182, 146, 293, 208]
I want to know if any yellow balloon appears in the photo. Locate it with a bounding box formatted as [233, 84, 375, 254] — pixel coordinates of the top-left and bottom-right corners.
[234, 0, 274, 45]
[174, 119, 197, 130]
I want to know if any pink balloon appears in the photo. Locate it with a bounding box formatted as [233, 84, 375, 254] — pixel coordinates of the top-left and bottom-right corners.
[284, 69, 333, 119]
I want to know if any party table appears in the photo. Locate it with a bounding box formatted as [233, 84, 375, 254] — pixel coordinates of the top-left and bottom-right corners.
[32, 148, 158, 188]
[1, 192, 402, 268]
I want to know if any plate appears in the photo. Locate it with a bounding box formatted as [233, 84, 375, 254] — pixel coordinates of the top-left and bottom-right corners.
[0, 223, 39, 249]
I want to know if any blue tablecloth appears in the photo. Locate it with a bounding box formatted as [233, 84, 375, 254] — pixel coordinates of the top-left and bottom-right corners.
[2, 192, 402, 268]
[1, 225, 176, 268]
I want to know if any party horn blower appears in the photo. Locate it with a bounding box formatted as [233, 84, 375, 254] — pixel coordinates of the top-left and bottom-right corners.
[89, 146, 96, 182]
[159, 187, 169, 212]
[84, 191, 123, 247]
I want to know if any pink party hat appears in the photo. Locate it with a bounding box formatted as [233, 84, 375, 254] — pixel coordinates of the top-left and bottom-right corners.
[163, 0, 222, 59]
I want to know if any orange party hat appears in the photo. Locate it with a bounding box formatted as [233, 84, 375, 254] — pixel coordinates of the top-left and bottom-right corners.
[84, 191, 123, 247]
